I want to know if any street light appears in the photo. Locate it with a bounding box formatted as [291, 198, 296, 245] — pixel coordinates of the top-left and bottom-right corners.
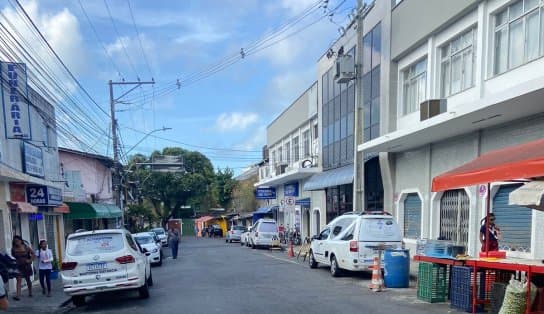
[123, 126, 172, 157]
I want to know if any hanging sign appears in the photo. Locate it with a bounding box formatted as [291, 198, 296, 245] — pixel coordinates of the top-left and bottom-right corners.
[22, 141, 44, 177]
[1, 62, 31, 139]
[255, 187, 276, 199]
[26, 185, 62, 206]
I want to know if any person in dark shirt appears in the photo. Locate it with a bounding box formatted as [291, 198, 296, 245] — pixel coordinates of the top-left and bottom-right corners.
[479, 213, 501, 251]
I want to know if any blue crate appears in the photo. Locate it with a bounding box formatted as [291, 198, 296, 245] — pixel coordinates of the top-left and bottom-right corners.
[450, 266, 486, 313]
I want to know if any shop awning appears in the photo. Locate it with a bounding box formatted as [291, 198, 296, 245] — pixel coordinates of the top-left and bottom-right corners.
[64, 202, 122, 219]
[432, 138, 544, 192]
[303, 164, 354, 191]
[295, 198, 311, 206]
[7, 201, 37, 213]
[53, 203, 70, 214]
[196, 216, 214, 223]
[253, 206, 277, 214]
[509, 181, 544, 211]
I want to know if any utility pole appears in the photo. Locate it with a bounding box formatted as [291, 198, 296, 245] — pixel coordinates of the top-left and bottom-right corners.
[109, 79, 155, 227]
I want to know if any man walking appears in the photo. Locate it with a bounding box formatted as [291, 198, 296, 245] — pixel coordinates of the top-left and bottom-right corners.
[168, 228, 180, 259]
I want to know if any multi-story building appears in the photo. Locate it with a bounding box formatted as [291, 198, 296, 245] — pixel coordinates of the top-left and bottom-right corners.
[357, 0, 544, 258]
[59, 148, 122, 234]
[255, 83, 321, 239]
[0, 62, 66, 289]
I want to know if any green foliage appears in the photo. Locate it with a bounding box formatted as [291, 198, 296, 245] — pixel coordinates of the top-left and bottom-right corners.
[215, 167, 236, 210]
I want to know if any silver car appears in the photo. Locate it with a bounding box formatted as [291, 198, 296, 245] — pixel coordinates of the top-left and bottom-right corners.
[226, 225, 247, 243]
[249, 219, 279, 249]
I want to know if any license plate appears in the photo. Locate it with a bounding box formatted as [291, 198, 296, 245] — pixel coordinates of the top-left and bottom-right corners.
[86, 262, 107, 272]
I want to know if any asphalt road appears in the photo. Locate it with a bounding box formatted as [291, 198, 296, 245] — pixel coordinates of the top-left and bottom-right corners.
[64, 237, 461, 314]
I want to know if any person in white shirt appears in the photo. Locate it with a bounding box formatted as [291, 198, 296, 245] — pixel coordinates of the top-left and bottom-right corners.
[35, 240, 53, 297]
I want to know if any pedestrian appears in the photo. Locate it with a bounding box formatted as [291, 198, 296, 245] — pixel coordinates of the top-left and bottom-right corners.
[480, 213, 501, 252]
[194, 225, 198, 238]
[35, 240, 53, 297]
[168, 228, 180, 259]
[0, 279, 7, 310]
[11, 236, 34, 300]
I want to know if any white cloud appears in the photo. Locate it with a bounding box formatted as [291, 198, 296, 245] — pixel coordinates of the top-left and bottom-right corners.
[238, 125, 266, 150]
[215, 112, 259, 132]
[174, 17, 230, 44]
[279, 0, 320, 15]
[266, 66, 316, 111]
[105, 35, 156, 74]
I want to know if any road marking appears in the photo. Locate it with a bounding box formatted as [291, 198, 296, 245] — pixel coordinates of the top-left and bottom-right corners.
[262, 253, 302, 265]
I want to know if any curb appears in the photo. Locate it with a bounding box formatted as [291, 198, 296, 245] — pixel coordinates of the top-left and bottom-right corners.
[60, 297, 73, 308]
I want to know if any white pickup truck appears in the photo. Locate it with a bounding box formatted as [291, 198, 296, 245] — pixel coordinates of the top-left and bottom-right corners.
[308, 211, 403, 277]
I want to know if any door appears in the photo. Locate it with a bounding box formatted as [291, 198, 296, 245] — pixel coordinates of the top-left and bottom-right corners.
[439, 189, 469, 246]
[313, 228, 330, 263]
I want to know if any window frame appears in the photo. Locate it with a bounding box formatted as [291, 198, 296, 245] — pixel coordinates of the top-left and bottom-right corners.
[401, 57, 427, 116]
[440, 27, 477, 97]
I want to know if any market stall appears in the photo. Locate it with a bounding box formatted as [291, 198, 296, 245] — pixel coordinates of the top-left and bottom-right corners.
[415, 138, 544, 313]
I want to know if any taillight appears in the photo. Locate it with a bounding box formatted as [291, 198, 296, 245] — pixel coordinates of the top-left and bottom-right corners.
[231, 230, 234, 234]
[349, 240, 358, 252]
[116, 255, 135, 264]
[61, 262, 77, 270]
[255, 232, 258, 237]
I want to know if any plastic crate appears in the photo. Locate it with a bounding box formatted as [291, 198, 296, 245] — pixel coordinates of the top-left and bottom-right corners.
[450, 266, 485, 312]
[417, 262, 448, 303]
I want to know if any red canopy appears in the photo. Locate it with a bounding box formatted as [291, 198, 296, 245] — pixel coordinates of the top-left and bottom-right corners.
[432, 138, 544, 192]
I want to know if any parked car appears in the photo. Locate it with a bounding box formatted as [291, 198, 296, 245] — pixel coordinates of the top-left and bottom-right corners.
[61, 229, 153, 306]
[134, 232, 163, 266]
[249, 219, 279, 249]
[150, 227, 168, 246]
[308, 211, 403, 277]
[226, 225, 247, 243]
[240, 226, 252, 247]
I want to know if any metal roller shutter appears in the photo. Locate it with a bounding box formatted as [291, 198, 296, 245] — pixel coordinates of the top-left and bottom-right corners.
[492, 184, 532, 252]
[403, 193, 421, 239]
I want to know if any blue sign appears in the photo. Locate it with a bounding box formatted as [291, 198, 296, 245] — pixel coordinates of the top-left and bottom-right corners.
[29, 213, 43, 221]
[22, 142, 44, 178]
[26, 185, 62, 206]
[255, 187, 276, 199]
[284, 182, 299, 197]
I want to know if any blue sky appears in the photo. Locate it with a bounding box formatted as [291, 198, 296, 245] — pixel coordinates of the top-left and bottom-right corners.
[6, 0, 355, 174]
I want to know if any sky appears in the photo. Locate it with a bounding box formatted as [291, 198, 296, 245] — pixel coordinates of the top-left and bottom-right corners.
[1, 0, 356, 175]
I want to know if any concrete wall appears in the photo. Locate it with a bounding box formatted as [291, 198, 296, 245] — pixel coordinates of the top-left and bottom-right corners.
[391, 0, 479, 60]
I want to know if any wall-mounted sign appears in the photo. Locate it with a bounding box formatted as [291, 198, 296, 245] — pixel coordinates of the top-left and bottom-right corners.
[1, 62, 31, 139]
[255, 187, 276, 199]
[9, 182, 26, 202]
[22, 142, 44, 178]
[284, 182, 299, 197]
[29, 213, 43, 221]
[26, 185, 62, 206]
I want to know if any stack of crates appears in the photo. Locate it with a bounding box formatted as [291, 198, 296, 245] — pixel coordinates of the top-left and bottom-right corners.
[417, 262, 448, 303]
[450, 266, 498, 312]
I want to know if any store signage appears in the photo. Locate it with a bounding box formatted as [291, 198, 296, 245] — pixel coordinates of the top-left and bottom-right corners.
[478, 184, 488, 198]
[255, 187, 276, 199]
[284, 182, 299, 197]
[26, 185, 61, 206]
[29, 213, 43, 221]
[1, 62, 31, 139]
[22, 141, 44, 178]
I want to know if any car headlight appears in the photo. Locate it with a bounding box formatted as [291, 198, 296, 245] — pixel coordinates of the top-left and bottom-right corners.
[152, 249, 158, 253]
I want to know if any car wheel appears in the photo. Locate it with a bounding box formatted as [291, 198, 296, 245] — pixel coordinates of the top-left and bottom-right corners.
[330, 256, 341, 277]
[139, 280, 150, 299]
[225, 239, 228, 243]
[240, 241, 244, 246]
[309, 251, 318, 269]
[147, 271, 154, 287]
[72, 295, 85, 307]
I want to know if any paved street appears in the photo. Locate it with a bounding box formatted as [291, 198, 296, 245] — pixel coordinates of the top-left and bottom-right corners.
[58, 237, 461, 314]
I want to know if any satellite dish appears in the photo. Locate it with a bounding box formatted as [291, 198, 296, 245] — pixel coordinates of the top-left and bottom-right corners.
[301, 159, 313, 168]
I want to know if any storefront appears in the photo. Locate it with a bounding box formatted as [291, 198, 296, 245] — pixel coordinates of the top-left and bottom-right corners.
[64, 202, 122, 235]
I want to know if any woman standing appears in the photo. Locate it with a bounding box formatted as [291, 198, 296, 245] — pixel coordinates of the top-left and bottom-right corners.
[35, 240, 53, 297]
[479, 213, 501, 252]
[11, 236, 34, 300]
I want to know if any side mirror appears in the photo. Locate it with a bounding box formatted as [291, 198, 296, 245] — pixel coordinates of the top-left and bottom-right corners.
[142, 247, 149, 253]
[311, 235, 319, 241]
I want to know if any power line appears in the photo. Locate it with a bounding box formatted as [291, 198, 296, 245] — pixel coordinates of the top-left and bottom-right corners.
[126, 0, 153, 78]
[12, 0, 110, 118]
[103, 0, 139, 79]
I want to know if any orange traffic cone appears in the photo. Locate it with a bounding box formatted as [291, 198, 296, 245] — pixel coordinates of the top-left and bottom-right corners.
[368, 256, 383, 292]
[287, 240, 295, 258]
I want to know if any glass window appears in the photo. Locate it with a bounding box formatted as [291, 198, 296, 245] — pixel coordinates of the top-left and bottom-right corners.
[314, 124, 318, 139]
[258, 222, 278, 233]
[322, 72, 329, 104]
[371, 97, 380, 127]
[494, 27, 508, 74]
[340, 115, 347, 138]
[362, 73, 372, 105]
[293, 137, 299, 161]
[347, 113, 354, 136]
[333, 141, 340, 165]
[526, 10, 540, 61]
[363, 32, 372, 74]
[284, 142, 291, 164]
[67, 233, 125, 256]
[402, 58, 427, 115]
[303, 130, 310, 157]
[134, 235, 154, 245]
[334, 120, 340, 141]
[323, 145, 329, 168]
[348, 85, 355, 112]
[509, 19, 524, 68]
[278, 147, 283, 163]
[372, 23, 381, 68]
[358, 218, 402, 242]
[341, 90, 348, 116]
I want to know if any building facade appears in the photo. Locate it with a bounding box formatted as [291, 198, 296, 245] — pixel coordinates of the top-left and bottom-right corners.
[358, 0, 544, 258]
[255, 83, 321, 239]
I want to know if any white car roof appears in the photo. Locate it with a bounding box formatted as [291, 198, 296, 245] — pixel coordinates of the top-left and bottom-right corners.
[67, 228, 127, 240]
[134, 232, 155, 237]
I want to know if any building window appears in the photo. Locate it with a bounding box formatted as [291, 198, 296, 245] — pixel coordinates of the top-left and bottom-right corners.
[293, 137, 299, 162]
[402, 58, 427, 115]
[270, 150, 275, 165]
[284, 142, 291, 164]
[278, 147, 283, 163]
[303, 130, 310, 157]
[493, 0, 543, 75]
[362, 24, 381, 141]
[441, 28, 476, 97]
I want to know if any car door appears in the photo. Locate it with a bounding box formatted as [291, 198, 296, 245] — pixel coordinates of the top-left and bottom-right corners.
[126, 234, 148, 281]
[312, 228, 330, 263]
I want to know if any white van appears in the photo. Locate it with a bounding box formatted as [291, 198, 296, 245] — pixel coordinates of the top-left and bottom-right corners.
[308, 211, 402, 277]
[249, 219, 279, 249]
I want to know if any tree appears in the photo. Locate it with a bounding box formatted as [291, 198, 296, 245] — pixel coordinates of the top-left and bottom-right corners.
[215, 168, 236, 210]
[231, 172, 258, 213]
[125, 204, 156, 232]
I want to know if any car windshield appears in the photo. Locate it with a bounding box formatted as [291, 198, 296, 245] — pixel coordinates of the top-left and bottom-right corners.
[134, 236, 154, 244]
[152, 228, 165, 235]
[358, 218, 401, 242]
[66, 233, 124, 256]
[259, 222, 277, 232]
[233, 226, 246, 231]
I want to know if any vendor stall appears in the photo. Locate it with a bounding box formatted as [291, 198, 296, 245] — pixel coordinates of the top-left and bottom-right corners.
[416, 138, 544, 313]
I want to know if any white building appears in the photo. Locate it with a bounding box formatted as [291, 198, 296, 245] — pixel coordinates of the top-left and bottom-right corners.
[358, 0, 544, 258]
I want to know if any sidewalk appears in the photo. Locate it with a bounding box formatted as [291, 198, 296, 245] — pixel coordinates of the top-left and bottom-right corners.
[6, 276, 71, 313]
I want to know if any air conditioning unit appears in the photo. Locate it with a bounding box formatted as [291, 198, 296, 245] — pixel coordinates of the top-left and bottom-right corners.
[420, 99, 447, 121]
[334, 54, 355, 84]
